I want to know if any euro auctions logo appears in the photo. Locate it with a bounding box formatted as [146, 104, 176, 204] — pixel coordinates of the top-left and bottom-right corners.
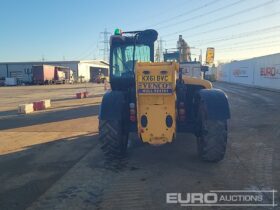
[260, 66, 280, 79]
[166, 190, 278, 207]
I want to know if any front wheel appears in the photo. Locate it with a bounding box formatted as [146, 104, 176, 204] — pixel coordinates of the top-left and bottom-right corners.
[197, 119, 228, 162]
[99, 120, 128, 159]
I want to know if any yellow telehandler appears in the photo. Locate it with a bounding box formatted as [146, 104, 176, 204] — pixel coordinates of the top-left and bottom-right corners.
[99, 29, 230, 162]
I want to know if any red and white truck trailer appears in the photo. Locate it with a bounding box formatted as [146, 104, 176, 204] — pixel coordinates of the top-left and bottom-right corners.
[32, 65, 73, 85]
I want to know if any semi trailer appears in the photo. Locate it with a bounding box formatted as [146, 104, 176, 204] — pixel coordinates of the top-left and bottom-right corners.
[32, 65, 74, 85]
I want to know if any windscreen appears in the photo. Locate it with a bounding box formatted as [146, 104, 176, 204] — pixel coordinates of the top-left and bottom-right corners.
[112, 44, 150, 77]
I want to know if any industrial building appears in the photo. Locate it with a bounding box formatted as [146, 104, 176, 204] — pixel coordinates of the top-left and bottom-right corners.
[0, 60, 109, 84]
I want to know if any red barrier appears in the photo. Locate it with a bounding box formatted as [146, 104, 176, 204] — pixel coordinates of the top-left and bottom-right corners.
[76, 92, 84, 99]
[84, 92, 89, 98]
[33, 101, 45, 111]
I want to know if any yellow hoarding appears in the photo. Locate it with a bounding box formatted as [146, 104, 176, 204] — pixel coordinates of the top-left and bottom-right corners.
[206, 47, 215, 65]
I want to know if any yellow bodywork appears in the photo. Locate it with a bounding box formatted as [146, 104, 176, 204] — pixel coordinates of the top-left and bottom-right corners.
[182, 76, 212, 89]
[135, 62, 178, 145]
[135, 62, 212, 145]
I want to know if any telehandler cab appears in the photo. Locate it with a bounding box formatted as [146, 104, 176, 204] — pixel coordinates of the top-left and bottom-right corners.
[99, 29, 230, 162]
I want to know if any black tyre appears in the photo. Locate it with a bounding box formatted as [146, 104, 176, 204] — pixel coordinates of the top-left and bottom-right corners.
[99, 120, 128, 159]
[195, 96, 228, 162]
[197, 119, 227, 162]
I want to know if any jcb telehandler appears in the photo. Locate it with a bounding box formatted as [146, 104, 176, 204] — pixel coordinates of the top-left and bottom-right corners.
[99, 29, 230, 162]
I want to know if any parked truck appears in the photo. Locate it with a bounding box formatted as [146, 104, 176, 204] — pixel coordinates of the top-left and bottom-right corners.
[55, 66, 75, 84]
[32, 65, 73, 85]
[54, 67, 66, 84]
[32, 65, 55, 85]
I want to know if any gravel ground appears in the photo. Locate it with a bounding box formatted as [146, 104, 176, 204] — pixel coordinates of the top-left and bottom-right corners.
[0, 82, 279, 210]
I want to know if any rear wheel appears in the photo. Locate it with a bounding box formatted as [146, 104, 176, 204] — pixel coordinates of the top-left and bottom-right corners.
[99, 120, 128, 159]
[196, 99, 228, 162]
[197, 120, 227, 162]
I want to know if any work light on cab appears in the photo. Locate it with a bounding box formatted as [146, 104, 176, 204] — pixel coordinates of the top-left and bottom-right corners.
[114, 28, 122, 35]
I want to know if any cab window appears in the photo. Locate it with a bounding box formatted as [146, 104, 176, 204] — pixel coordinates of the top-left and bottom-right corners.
[112, 45, 150, 77]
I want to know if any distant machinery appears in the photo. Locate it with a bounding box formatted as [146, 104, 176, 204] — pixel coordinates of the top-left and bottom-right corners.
[163, 35, 192, 62]
[177, 35, 191, 62]
[163, 35, 214, 80]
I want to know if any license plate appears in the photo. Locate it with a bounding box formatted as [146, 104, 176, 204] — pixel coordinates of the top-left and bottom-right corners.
[138, 75, 172, 82]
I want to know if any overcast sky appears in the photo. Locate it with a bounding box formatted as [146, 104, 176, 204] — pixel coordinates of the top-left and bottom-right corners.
[0, 0, 279, 63]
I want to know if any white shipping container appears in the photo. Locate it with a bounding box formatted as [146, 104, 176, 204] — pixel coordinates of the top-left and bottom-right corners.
[217, 64, 230, 82]
[254, 54, 280, 90]
[217, 53, 280, 90]
[229, 60, 254, 85]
